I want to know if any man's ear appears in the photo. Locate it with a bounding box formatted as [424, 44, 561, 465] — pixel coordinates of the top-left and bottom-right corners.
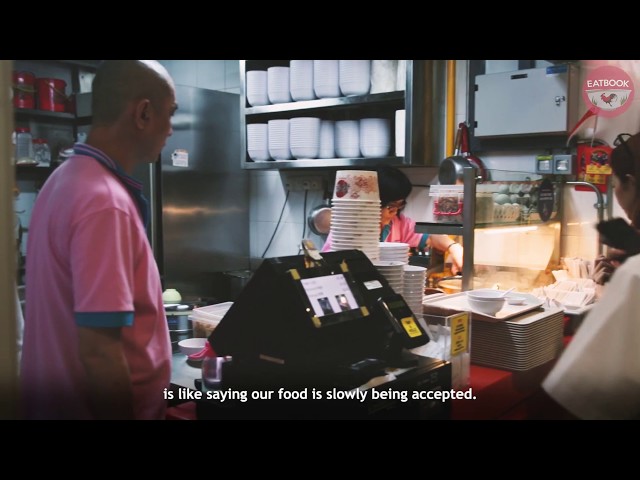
[134, 99, 151, 127]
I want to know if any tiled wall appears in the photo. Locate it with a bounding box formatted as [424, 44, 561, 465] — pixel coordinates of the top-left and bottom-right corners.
[159, 60, 240, 94]
[248, 170, 331, 270]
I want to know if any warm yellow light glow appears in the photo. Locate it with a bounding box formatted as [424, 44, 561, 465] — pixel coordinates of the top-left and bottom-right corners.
[481, 226, 539, 235]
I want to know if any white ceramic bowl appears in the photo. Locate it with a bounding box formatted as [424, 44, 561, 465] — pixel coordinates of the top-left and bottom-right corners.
[178, 338, 207, 356]
[466, 294, 505, 316]
[507, 295, 527, 305]
[466, 289, 507, 300]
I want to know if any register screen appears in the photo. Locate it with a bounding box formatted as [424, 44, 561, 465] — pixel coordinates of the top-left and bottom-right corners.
[300, 274, 360, 318]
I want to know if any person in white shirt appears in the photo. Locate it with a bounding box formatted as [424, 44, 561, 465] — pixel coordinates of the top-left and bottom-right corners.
[541, 131, 640, 419]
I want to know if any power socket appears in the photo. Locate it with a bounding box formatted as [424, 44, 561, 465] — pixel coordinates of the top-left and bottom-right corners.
[282, 173, 324, 191]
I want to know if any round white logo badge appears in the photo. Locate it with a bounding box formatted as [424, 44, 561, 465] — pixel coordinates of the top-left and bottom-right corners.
[582, 65, 635, 118]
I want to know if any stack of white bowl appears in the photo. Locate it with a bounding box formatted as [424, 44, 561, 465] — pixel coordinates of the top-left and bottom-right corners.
[370, 60, 398, 94]
[268, 119, 291, 160]
[339, 60, 371, 96]
[289, 60, 315, 102]
[395, 110, 405, 157]
[335, 120, 360, 158]
[318, 120, 335, 158]
[246, 70, 269, 107]
[329, 170, 381, 261]
[372, 260, 405, 293]
[379, 242, 410, 263]
[313, 60, 340, 99]
[359, 118, 390, 158]
[246, 123, 270, 161]
[396, 60, 407, 91]
[375, 242, 410, 295]
[289, 117, 320, 159]
[267, 66, 292, 104]
[403, 265, 427, 318]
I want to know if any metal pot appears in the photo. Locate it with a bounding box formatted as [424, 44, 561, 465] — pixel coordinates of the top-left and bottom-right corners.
[307, 204, 332, 236]
[438, 123, 488, 185]
[433, 275, 463, 294]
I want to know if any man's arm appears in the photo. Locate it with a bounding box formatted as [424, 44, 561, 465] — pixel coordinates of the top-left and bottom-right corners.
[78, 326, 135, 420]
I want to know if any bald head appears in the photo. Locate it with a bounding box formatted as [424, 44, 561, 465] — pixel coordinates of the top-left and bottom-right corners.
[91, 60, 175, 126]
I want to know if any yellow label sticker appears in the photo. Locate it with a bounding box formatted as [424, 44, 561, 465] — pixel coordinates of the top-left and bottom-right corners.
[450, 312, 470, 356]
[340, 260, 349, 272]
[289, 269, 300, 280]
[312, 316, 321, 328]
[401, 316, 422, 338]
[586, 164, 612, 175]
[360, 306, 370, 317]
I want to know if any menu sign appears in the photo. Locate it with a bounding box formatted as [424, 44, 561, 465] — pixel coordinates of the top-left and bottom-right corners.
[538, 178, 554, 223]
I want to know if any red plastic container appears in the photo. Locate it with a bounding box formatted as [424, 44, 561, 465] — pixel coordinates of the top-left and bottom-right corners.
[36, 77, 67, 112]
[12, 71, 35, 109]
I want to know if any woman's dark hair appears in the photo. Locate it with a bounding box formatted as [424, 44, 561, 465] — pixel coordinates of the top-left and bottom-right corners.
[611, 132, 640, 226]
[376, 165, 413, 206]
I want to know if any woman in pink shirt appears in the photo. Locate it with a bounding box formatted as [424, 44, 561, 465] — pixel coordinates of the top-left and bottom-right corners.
[322, 166, 464, 274]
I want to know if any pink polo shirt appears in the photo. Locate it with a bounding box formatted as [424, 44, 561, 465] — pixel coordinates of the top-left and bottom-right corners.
[21, 153, 171, 420]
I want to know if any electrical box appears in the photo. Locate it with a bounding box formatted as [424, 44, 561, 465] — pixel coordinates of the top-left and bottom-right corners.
[553, 154, 575, 175]
[535, 155, 554, 174]
[474, 64, 580, 137]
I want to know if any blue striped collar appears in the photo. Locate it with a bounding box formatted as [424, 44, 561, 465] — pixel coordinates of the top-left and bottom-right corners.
[73, 143, 143, 193]
[73, 142, 149, 228]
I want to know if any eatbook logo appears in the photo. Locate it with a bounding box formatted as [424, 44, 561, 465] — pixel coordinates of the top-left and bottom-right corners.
[582, 65, 634, 118]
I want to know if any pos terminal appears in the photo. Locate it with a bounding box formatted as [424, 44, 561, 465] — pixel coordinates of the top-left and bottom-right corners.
[205, 249, 451, 419]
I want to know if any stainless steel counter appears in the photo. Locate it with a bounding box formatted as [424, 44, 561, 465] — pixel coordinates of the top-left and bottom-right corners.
[171, 353, 201, 391]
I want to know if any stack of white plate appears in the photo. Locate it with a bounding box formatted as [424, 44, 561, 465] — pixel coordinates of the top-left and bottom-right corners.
[470, 307, 565, 371]
[290, 60, 315, 102]
[289, 117, 320, 159]
[373, 260, 405, 293]
[339, 60, 371, 96]
[313, 60, 340, 99]
[329, 170, 381, 261]
[318, 120, 335, 159]
[403, 265, 426, 318]
[267, 66, 292, 104]
[379, 242, 410, 263]
[359, 118, 390, 158]
[268, 119, 291, 160]
[246, 123, 269, 161]
[246, 70, 269, 107]
[335, 120, 360, 158]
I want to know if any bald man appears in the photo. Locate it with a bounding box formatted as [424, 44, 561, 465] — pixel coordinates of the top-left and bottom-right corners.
[21, 61, 177, 420]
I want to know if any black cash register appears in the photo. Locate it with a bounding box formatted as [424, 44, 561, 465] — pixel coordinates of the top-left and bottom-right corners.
[204, 249, 451, 419]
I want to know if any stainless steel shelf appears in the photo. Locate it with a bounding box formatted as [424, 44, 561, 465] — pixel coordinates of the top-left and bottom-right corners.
[414, 223, 464, 235]
[243, 156, 403, 170]
[245, 91, 405, 116]
[14, 108, 75, 122]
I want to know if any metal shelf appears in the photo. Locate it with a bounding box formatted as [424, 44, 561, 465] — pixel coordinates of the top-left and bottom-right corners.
[414, 223, 464, 235]
[243, 156, 403, 170]
[245, 91, 405, 116]
[239, 60, 437, 170]
[14, 108, 75, 122]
